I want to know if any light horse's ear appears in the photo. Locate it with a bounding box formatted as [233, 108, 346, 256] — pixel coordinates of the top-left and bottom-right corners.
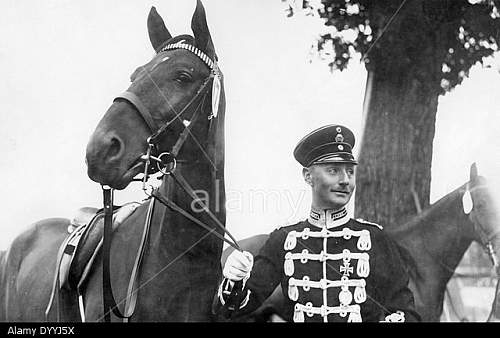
[148, 6, 173, 53]
[191, 0, 217, 60]
[470, 162, 479, 183]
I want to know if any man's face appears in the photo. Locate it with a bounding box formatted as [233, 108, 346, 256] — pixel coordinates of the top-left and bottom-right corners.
[303, 163, 356, 210]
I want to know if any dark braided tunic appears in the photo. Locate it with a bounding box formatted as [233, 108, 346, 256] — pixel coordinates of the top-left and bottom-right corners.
[217, 208, 420, 322]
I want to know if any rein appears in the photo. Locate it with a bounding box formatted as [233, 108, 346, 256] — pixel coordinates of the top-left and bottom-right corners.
[100, 43, 242, 322]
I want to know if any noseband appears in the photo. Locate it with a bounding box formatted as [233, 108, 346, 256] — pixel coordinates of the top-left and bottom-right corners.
[100, 41, 242, 322]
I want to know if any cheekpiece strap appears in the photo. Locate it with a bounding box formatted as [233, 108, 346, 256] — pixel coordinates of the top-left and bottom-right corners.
[159, 41, 221, 119]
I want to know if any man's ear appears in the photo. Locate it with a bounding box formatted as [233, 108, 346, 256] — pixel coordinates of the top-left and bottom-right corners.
[303, 167, 313, 186]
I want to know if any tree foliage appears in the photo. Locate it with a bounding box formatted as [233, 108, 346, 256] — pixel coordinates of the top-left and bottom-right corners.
[285, 0, 500, 95]
[284, 0, 499, 227]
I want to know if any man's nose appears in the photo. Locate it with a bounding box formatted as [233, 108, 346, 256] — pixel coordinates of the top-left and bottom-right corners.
[338, 169, 349, 185]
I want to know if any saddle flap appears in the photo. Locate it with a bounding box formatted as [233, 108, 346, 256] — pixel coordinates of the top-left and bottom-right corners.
[58, 203, 141, 290]
[69, 207, 100, 232]
[46, 202, 142, 319]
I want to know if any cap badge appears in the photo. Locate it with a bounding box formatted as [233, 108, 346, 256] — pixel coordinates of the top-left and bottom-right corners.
[336, 127, 342, 133]
[335, 134, 344, 142]
[338, 145, 344, 151]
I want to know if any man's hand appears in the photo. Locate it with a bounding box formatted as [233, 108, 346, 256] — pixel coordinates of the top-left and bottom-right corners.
[223, 250, 254, 282]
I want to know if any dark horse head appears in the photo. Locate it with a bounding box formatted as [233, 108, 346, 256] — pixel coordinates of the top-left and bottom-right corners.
[0, 0, 229, 323]
[86, 0, 224, 191]
[82, 1, 227, 321]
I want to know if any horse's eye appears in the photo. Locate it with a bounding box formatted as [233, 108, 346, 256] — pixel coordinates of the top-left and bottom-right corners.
[175, 72, 193, 84]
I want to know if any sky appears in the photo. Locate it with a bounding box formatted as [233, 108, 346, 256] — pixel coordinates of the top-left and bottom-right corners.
[0, 0, 499, 251]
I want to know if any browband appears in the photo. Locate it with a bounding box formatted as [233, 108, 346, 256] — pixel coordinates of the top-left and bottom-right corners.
[159, 40, 221, 120]
[159, 41, 220, 76]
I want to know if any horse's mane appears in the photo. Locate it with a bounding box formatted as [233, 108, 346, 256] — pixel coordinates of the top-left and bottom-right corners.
[388, 182, 468, 237]
[393, 242, 418, 278]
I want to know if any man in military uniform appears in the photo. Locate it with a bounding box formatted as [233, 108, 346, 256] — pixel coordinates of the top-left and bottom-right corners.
[216, 124, 420, 322]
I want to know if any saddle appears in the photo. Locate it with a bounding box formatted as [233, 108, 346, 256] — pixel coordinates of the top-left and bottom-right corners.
[45, 202, 141, 319]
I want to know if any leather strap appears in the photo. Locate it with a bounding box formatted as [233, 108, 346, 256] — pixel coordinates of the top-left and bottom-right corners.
[102, 186, 115, 322]
[148, 75, 213, 145]
[170, 96, 205, 158]
[114, 91, 159, 133]
[122, 198, 155, 322]
[45, 237, 68, 320]
[101, 189, 155, 322]
[151, 188, 239, 250]
[169, 170, 240, 250]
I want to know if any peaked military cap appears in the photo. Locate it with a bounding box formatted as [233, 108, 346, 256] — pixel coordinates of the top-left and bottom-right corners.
[293, 124, 358, 167]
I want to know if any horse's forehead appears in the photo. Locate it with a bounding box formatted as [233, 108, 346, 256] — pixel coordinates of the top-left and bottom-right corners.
[131, 49, 208, 81]
[470, 184, 500, 225]
[471, 185, 494, 204]
[152, 49, 207, 70]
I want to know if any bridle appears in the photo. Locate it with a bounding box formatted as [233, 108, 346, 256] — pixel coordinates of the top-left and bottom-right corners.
[463, 184, 500, 273]
[411, 183, 500, 321]
[100, 41, 242, 322]
[438, 183, 500, 322]
[427, 184, 500, 276]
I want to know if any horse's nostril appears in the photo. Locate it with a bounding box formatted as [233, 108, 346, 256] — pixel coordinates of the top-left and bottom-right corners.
[107, 136, 124, 161]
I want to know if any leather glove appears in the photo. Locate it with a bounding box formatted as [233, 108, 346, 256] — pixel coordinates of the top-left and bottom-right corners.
[223, 250, 254, 282]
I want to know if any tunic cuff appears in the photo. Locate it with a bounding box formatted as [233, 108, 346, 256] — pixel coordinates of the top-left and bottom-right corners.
[217, 278, 251, 309]
[380, 310, 406, 322]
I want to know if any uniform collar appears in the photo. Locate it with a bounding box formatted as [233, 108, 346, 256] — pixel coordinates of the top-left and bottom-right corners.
[308, 206, 349, 229]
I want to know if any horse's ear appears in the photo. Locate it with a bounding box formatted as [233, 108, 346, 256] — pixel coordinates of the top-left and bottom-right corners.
[148, 6, 172, 52]
[191, 0, 217, 60]
[470, 162, 479, 182]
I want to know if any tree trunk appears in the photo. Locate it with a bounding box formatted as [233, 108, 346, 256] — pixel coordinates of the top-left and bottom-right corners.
[353, 0, 450, 229]
[354, 60, 440, 229]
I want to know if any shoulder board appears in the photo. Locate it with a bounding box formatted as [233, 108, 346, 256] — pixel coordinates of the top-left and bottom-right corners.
[275, 224, 291, 230]
[355, 218, 383, 230]
[275, 220, 305, 230]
